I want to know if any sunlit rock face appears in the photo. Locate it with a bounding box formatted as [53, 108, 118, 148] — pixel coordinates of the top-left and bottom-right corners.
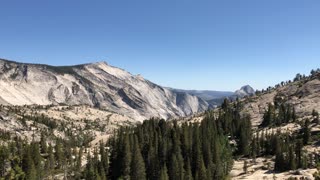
[0, 59, 209, 121]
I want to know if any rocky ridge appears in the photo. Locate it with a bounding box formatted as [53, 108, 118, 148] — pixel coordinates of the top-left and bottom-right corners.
[0, 59, 209, 121]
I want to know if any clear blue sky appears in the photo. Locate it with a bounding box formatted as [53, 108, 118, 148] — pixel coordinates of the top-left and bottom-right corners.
[0, 0, 319, 91]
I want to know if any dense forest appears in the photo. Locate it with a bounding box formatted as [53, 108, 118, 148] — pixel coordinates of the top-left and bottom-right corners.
[0, 99, 252, 179]
[83, 99, 320, 179]
[83, 99, 252, 180]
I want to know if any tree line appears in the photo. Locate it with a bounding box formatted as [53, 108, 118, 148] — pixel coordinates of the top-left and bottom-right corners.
[0, 95, 319, 179]
[84, 99, 253, 180]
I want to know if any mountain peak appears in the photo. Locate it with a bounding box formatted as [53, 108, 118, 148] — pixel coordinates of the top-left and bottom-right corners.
[235, 85, 255, 97]
[0, 58, 209, 121]
[90, 61, 108, 66]
[240, 85, 254, 93]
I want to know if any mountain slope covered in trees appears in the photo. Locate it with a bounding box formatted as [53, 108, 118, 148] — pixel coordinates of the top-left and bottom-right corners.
[230, 69, 320, 179]
[179, 69, 320, 179]
[239, 71, 320, 127]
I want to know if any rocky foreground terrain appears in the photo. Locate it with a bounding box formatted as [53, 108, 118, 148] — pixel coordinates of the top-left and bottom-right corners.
[0, 58, 208, 121]
[0, 105, 136, 147]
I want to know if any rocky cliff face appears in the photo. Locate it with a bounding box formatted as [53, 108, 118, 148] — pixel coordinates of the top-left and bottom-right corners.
[0, 59, 209, 121]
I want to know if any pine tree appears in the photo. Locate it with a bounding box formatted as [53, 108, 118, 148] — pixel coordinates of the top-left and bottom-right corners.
[99, 142, 109, 178]
[195, 157, 207, 180]
[303, 119, 311, 145]
[40, 133, 47, 154]
[312, 109, 319, 124]
[122, 135, 131, 179]
[261, 103, 276, 127]
[238, 116, 252, 156]
[169, 154, 180, 180]
[288, 146, 296, 170]
[76, 147, 83, 171]
[31, 142, 42, 179]
[99, 166, 107, 180]
[159, 164, 169, 180]
[292, 107, 297, 122]
[146, 144, 160, 180]
[274, 135, 284, 172]
[171, 130, 185, 180]
[275, 151, 284, 172]
[22, 146, 37, 180]
[11, 163, 25, 180]
[251, 136, 257, 159]
[84, 152, 95, 180]
[55, 140, 65, 169]
[192, 126, 207, 180]
[109, 135, 122, 179]
[243, 160, 248, 174]
[277, 104, 285, 125]
[45, 143, 55, 178]
[206, 160, 214, 180]
[0, 146, 9, 177]
[184, 158, 193, 180]
[296, 139, 303, 168]
[130, 136, 146, 180]
[26, 160, 37, 180]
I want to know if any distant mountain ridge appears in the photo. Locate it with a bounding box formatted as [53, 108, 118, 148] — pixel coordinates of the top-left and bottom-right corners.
[0, 58, 209, 121]
[168, 88, 234, 101]
[172, 85, 255, 108]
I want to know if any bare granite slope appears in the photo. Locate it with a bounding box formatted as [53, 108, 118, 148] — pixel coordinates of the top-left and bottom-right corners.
[0, 59, 209, 121]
